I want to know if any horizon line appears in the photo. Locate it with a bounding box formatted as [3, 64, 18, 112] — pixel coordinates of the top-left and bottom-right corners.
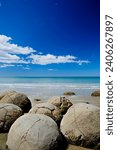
[0, 76, 100, 78]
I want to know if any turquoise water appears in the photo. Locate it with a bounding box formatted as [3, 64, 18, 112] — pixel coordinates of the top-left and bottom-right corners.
[0, 77, 99, 84]
[0, 77, 100, 99]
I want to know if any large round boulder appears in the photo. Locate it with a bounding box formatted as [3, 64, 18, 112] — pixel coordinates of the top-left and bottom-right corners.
[6, 114, 63, 150]
[0, 91, 16, 100]
[0, 103, 23, 133]
[60, 103, 100, 148]
[0, 91, 31, 113]
[29, 103, 62, 125]
[48, 96, 72, 114]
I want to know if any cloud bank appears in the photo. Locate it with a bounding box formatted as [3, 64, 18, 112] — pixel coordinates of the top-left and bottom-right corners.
[0, 35, 90, 67]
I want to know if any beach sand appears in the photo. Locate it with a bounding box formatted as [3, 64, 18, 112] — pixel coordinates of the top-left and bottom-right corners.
[70, 95, 100, 107]
[0, 133, 96, 150]
[32, 95, 100, 107]
[0, 133, 7, 150]
[67, 145, 93, 150]
[0, 94, 99, 150]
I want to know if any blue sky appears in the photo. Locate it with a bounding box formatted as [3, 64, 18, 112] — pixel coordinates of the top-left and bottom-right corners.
[0, 0, 100, 77]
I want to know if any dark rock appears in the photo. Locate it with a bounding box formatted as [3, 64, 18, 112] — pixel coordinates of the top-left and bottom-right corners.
[64, 91, 76, 96]
[34, 98, 41, 101]
[91, 90, 100, 97]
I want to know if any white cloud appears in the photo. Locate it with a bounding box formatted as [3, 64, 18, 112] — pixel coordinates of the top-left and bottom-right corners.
[38, 52, 43, 55]
[23, 67, 30, 70]
[0, 51, 20, 63]
[17, 65, 23, 67]
[76, 60, 90, 65]
[28, 54, 90, 65]
[0, 34, 90, 67]
[0, 35, 34, 64]
[23, 65, 30, 70]
[0, 51, 30, 64]
[0, 64, 15, 68]
[48, 68, 54, 71]
[0, 35, 36, 55]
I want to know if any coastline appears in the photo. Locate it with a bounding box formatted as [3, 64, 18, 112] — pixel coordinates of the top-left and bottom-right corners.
[0, 77, 100, 150]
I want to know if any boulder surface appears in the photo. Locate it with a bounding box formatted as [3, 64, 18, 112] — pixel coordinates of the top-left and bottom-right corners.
[0, 91, 31, 113]
[91, 90, 100, 97]
[6, 114, 63, 150]
[48, 96, 72, 114]
[60, 103, 100, 148]
[0, 103, 23, 133]
[29, 103, 62, 125]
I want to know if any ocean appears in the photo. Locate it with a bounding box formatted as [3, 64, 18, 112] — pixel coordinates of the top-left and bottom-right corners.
[0, 77, 100, 100]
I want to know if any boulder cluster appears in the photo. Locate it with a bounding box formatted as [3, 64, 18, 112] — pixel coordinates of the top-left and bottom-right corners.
[0, 91, 100, 150]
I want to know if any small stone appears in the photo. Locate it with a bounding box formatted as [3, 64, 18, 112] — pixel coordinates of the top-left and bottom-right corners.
[64, 91, 76, 96]
[34, 98, 41, 101]
[91, 90, 100, 97]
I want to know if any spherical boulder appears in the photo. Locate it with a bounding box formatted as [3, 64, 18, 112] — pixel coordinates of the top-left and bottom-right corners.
[0, 103, 23, 133]
[29, 103, 62, 125]
[0, 91, 31, 113]
[48, 96, 72, 114]
[91, 90, 100, 97]
[60, 103, 100, 148]
[0, 91, 16, 100]
[6, 114, 63, 150]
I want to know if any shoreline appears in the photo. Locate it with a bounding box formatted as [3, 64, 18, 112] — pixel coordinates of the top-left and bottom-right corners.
[0, 91, 99, 150]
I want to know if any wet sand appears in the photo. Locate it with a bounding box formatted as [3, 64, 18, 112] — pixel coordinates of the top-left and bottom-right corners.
[32, 95, 100, 107]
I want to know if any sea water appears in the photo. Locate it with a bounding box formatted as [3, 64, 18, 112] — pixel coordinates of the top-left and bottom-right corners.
[0, 77, 100, 100]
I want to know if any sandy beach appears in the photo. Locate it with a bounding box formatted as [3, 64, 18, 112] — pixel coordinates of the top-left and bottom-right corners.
[0, 91, 99, 150]
[0, 77, 100, 150]
[0, 134, 94, 150]
[32, 95, 100, 108]
[0, 132, 93, 150]
[0, 0, 100, 148]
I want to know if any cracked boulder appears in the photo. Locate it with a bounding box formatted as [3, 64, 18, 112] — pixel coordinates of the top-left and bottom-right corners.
[48, 96, 72, 114]
[60, 103, 100, 148]
[29, 103, 62, 125]
[0, 91, 16, 100]
[6, 114, 63, 150]
[0, 91, 31, 113]
[0, 103, 23, 133]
